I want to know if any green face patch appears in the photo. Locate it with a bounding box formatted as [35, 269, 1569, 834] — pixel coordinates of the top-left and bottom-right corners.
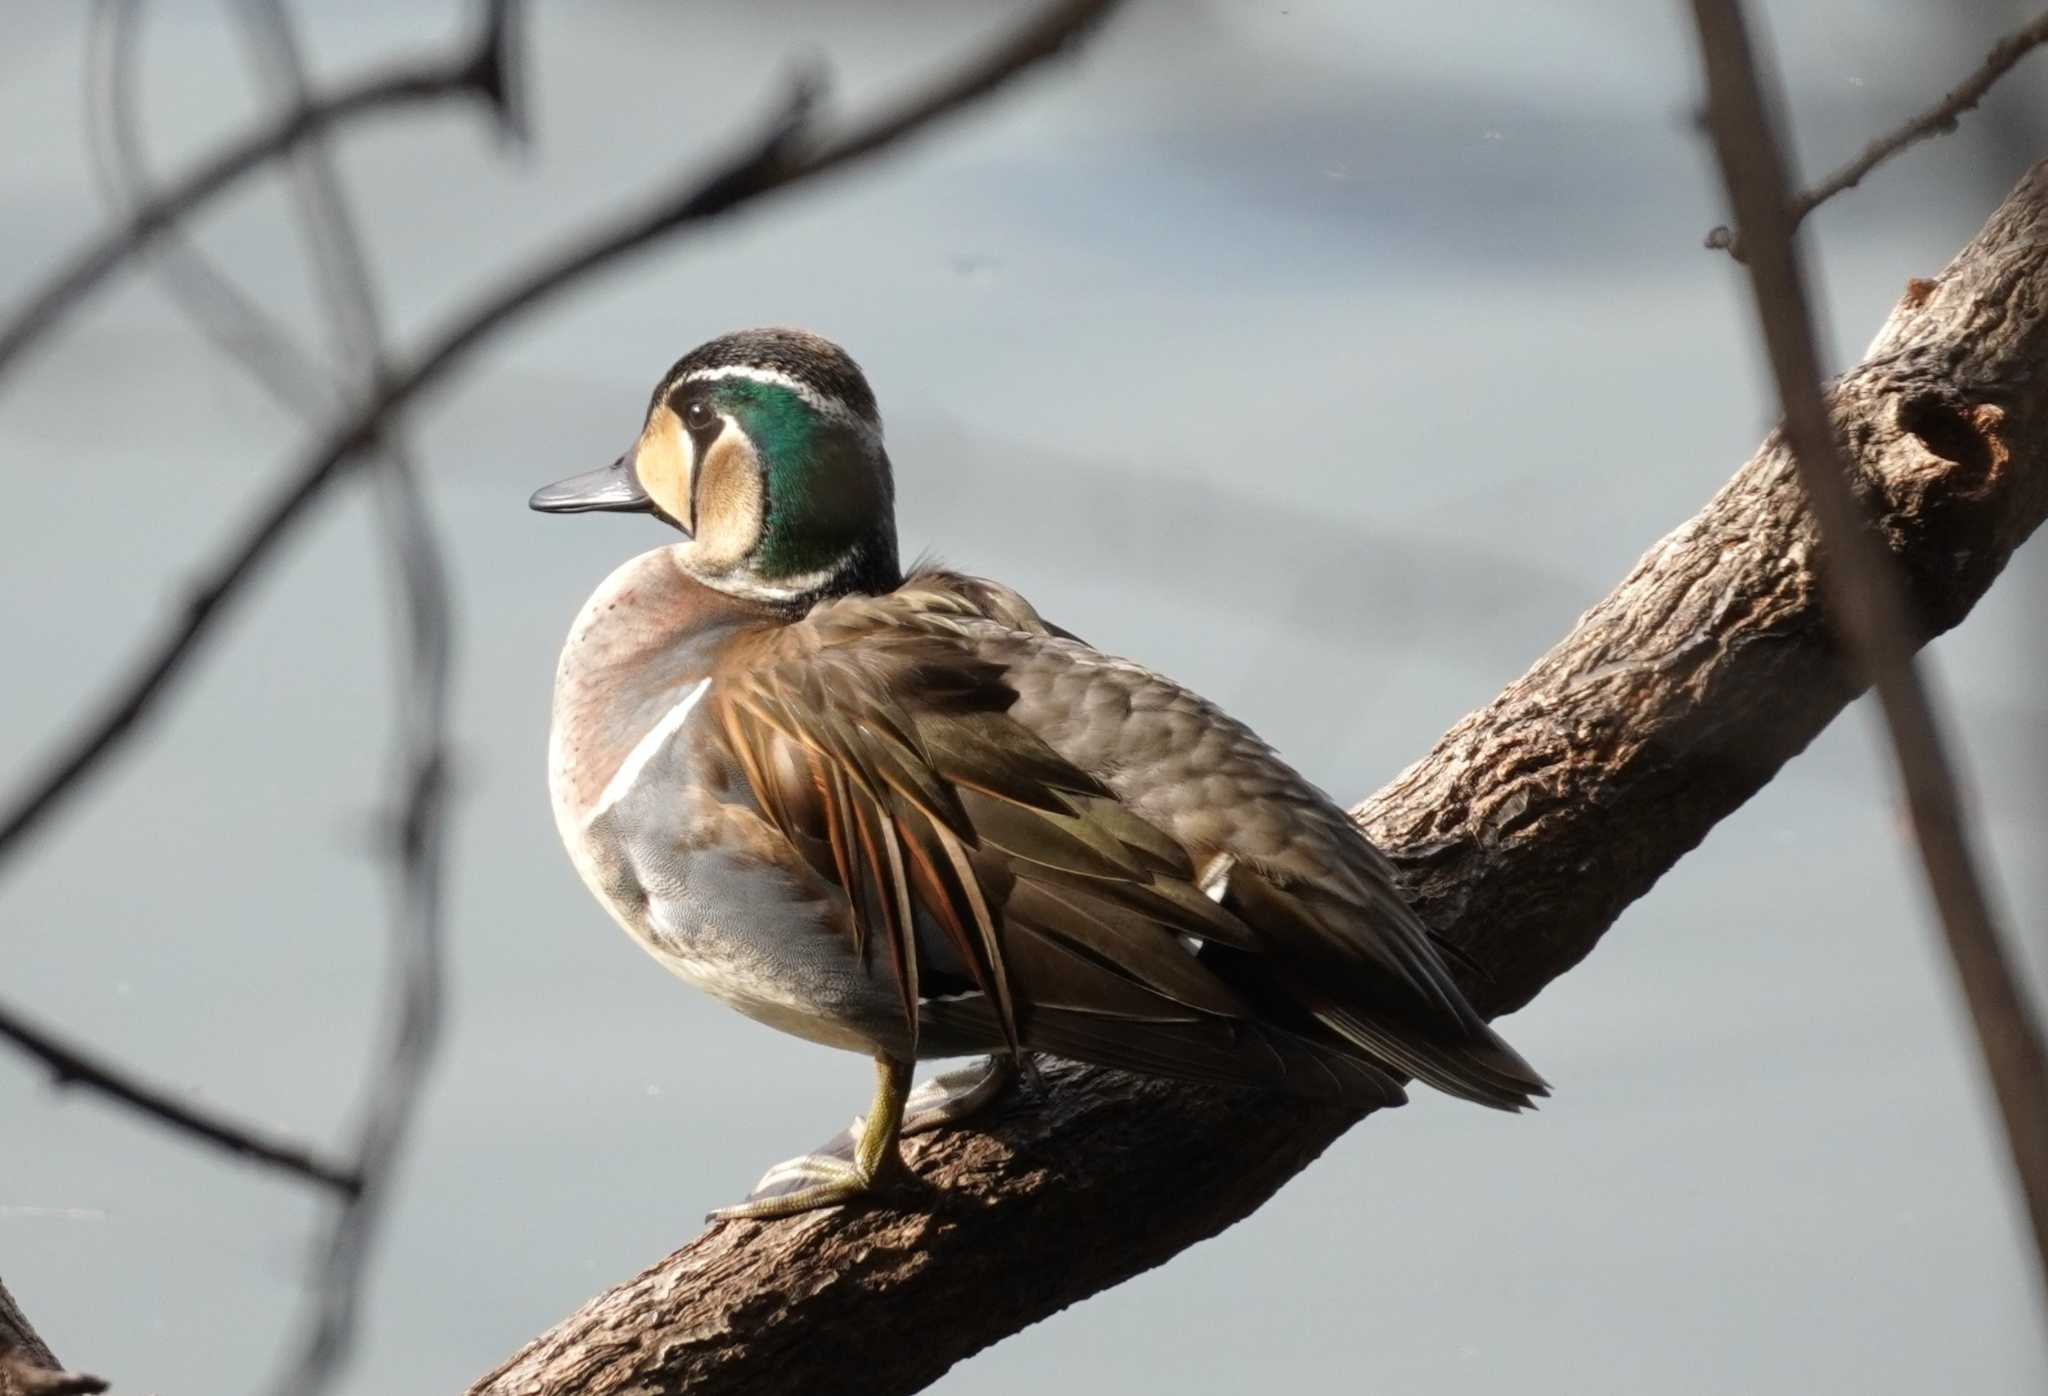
[714, 380, 892, 583]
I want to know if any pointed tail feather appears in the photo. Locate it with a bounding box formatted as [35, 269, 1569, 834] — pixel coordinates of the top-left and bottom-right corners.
[1312, 1002, 1548, 1111]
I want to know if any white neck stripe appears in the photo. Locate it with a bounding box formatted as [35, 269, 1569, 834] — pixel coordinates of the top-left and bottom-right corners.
[684, 555, 848, 607]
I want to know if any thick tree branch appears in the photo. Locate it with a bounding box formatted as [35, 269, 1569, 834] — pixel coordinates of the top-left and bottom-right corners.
[0, 1282, 57, 1377]
[0, 1279, 105, 1396]
[1692, 0, 2048, 1302]
[470, 161, 2048, 1396]
[1707, 8, 2048, 257]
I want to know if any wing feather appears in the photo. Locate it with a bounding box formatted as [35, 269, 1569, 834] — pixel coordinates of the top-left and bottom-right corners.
[707, 572, 1545, 1110]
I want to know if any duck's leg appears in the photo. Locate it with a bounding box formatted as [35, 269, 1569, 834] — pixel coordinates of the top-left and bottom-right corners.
[710, 1055, 913, 1221]
[836, 1055, 1018, 1145]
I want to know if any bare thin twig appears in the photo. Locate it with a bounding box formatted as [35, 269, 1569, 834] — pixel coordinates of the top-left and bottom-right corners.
[0, 0, 465, 1218]
[0, 1, 510, 862]
[0, 0, 1121, 871]
[225, 4, 456, 1393]
[0, 1, 512, 387]
[1690, 0, 2048, 1304]
[1707, 8, 2048, 257]
[88, 1, 462, 1388]
[0, 997, 359, 1194]
[86, 0, 338, 416]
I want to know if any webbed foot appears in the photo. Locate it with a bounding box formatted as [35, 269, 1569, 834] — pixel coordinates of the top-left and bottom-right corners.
[710, 1150, 880, 1221]
[709, 1055, 913, 1221]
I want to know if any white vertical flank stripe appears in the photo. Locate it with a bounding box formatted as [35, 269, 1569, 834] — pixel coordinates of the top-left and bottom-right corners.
[589, 677, 713, 823]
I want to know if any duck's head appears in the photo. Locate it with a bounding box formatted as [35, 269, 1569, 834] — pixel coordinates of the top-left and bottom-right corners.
[532, 328, 901, 608]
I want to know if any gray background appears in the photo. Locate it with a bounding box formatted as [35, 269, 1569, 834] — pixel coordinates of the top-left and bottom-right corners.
[5, 2, 2048, 1392]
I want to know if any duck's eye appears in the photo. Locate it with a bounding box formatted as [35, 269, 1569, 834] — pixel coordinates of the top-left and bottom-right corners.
[682, 400, 718, 433]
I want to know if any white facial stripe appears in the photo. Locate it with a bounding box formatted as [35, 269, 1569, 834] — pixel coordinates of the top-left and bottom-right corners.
[588, 677, 712, 823]
[678, 366, 880, 443]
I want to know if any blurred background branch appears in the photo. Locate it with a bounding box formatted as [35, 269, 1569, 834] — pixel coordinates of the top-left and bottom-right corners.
[77, 8, 460, 1386]
[0, 998, 359, 1193]
[0, 0, 514, 394]
[1707, 7, 2048, 257]
[1690, 0, 2048, 1299]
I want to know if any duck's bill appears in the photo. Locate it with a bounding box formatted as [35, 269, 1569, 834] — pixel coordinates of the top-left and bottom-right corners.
[529, 456, 652, 514]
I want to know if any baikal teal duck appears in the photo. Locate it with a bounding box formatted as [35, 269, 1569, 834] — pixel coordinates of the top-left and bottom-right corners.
[532, 328, 1547, 1219]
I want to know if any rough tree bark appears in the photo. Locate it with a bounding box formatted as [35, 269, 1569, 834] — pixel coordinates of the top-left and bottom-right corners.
[0, 1279, 103, 1396]
[471, 162, 2048, 1396]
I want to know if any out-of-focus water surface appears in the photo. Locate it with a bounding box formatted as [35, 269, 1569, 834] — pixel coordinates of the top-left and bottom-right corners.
[5, 2, 2047, 1392]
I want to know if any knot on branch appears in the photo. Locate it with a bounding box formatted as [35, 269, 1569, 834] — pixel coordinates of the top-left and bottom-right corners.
[1898, 391, 2007, 492]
